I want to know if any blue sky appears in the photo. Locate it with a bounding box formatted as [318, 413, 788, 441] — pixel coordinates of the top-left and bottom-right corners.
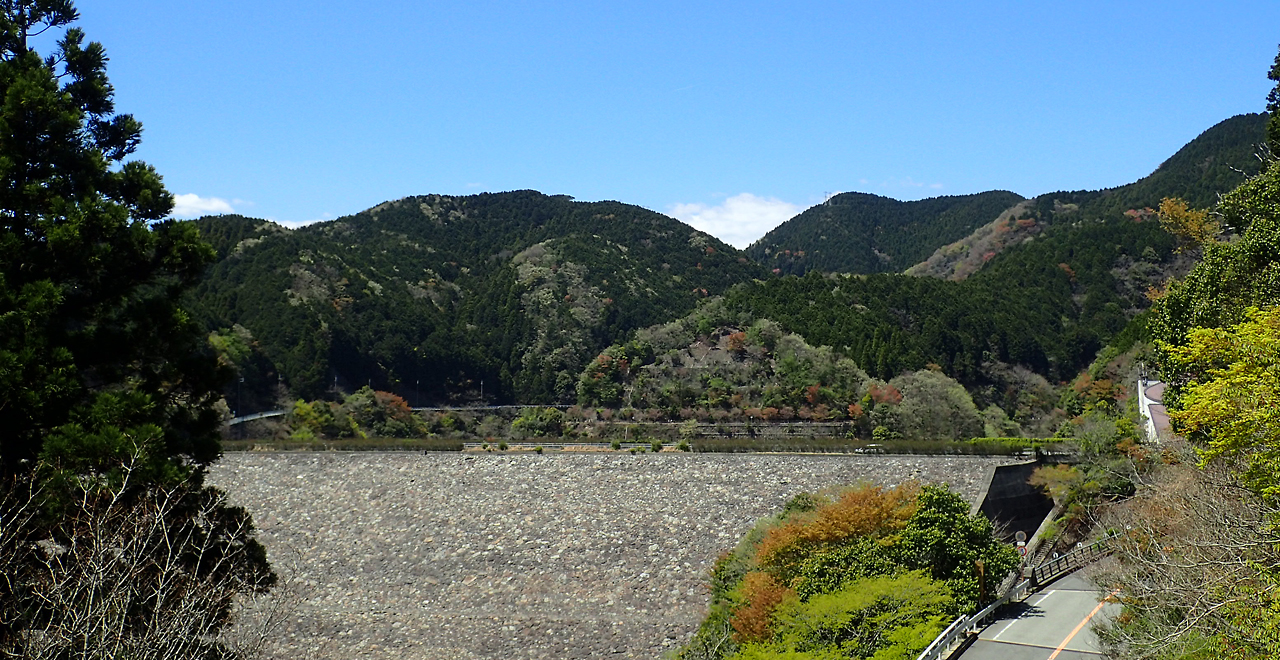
[77, 1, 1280, 247]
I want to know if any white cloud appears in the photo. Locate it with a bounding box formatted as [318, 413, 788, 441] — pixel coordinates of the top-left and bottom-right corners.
[172, 193, 235, 217]
[275, 213, 333, 229]
[668, 193, 804, 249]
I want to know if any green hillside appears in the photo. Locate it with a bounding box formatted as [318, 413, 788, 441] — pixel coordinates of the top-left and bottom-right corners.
[190, 114, 1262, 411]
[745, 191, 1025, 275]
[1055, 112, 1268, 219]
[910, 113, 1268, 280]
[188, 191, 765, 406]
[575, 218, 1177, 438]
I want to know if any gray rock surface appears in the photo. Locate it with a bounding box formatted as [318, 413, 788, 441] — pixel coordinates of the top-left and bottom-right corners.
[209, 452, 1017, 659]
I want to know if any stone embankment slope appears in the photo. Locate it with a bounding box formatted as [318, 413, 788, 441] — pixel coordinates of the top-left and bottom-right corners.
[210, 452, 1016, 659]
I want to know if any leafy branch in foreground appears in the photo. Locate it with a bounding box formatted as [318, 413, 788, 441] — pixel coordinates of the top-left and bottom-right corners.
[1164, 307, 1280, 500]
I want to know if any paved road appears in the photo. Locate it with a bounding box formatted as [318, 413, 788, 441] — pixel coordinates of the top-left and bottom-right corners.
[958, 573, 1118, 660]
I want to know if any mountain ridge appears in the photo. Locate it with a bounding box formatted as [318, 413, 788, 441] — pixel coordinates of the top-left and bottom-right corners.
[189, 191, 765, 405]
[745, 190, 1025, 275]
[189, 113, 1265, 409]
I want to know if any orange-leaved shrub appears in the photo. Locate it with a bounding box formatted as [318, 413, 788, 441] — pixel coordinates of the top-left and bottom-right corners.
[754, 483, 919, 578]
[730, 571, 793, 642]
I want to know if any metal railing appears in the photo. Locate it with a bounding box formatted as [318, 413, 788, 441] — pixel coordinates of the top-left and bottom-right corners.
[915, 577, 1031, 660]
[227, 410, 287, 426]
[914, 532, 1118, 660]
[1030, 532, 1117, 588]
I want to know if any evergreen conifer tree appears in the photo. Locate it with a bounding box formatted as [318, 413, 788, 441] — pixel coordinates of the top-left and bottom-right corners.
[0, 3, 274, 656]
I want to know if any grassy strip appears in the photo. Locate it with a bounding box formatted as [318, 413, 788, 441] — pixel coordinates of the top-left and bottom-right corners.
[224, 435, 1063, 456]
[221, 437, 463, 452]
[688, 436, 1062, 455]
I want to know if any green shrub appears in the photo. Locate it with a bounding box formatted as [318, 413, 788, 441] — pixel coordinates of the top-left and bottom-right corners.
[511, 407, 565, 438]
[762, 572, 954, 660]
[677, 440, 691, 452]
[498, 441, 509, 451]
[611, 439, 622, 450]
[534, 445, 544, 454]
[652, 440, 664, 452]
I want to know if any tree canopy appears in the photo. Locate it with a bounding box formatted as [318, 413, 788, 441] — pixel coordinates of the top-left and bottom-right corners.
[0, 3, 272, 656]
[0, 1, 226, 481]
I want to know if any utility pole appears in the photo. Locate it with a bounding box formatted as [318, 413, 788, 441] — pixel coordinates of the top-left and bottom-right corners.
[237, 376, 244, 440]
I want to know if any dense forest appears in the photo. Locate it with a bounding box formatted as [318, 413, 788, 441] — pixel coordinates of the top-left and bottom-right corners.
[746, 190, 1024, 275]
[188, 192, 763, 407]
[188, 111, 1262, 420]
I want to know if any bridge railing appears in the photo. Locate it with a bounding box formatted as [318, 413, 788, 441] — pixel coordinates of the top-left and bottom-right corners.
[914, 577, 1031, 660]
[227, 410, 287, 426]
[914, 532, 1118, 660]
[1030, 532, 1118, 588]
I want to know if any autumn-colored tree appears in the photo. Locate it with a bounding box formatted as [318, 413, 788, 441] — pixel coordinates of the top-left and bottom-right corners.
[729, 572, 793, 643]
[1157, 197, 1220, 253]
[867, 383, 903, 406]
[755, 484, 918, 577]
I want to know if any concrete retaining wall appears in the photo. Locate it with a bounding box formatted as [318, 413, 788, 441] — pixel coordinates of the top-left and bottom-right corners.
[970, 460, 1054, 543]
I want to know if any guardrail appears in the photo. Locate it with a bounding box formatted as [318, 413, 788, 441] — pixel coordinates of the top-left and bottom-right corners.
[914, 532, 1117, 660]
[1030, 532, 1117, 588]
[227, 410, 287, 426]
[915, 577, 1031, 660]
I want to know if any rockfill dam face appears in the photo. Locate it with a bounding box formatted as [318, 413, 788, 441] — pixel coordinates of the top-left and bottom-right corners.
[211, 452, 1017, 659]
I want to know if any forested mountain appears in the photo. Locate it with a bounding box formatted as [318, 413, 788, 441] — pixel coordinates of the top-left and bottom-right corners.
[751, 113, 1265, 280]
[578, 200, 1183, 440]
[746, 191, 1025, 275]
[188, 191, 764, 406]
[724, 215, 1176, 378]
[191, 114, 1260, 412]
[909, 113, 1268, 280]
[574, 300, 1011, 440]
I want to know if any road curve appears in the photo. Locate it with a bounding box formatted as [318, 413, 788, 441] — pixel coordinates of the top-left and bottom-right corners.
[958, 572, 1118, 660]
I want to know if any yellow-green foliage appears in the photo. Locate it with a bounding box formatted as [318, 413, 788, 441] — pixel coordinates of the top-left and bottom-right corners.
[1157, 197, 1219, 252]
[729, 573, 952, 660]
[680, 484, 1017, 660]
[1165, 307, 1280, 499]
[1029, 464, 1084, 503]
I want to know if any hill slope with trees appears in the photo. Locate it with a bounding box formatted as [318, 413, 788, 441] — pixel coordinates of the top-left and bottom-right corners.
[188, 192, 765, 406]
[189, 115, 1263, 415]
[746, 191, 1025, 275]
[909, 113, 1268, 280]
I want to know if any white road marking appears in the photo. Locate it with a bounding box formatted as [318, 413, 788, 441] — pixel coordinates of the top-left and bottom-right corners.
[989, 590, 1056, 643]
